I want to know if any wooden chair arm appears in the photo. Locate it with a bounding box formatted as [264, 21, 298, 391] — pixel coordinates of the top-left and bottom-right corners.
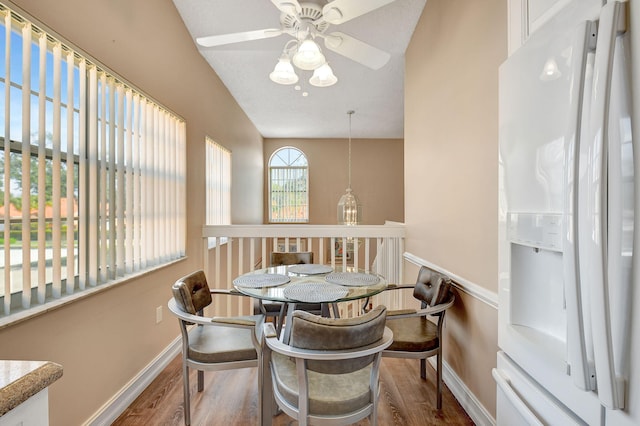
[387, 309, 417, 317]
[212, 317, 259, 327]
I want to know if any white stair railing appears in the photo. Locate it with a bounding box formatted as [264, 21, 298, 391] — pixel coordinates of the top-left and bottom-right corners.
[202, 224, 406, 316]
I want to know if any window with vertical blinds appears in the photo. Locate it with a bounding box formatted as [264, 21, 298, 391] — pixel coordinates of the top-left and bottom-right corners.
[268, 147, 308, 223]
[206, 137, 230, 227]
[0, 4, 186, 320]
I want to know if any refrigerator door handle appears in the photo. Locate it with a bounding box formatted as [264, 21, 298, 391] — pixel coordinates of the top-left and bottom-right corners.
[584, 0, 627, 410]
[493, 368, 544, 426]
[565, 20, 598, 392]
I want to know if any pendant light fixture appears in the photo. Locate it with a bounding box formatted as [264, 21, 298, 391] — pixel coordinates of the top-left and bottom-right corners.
[337, 110, 362, 225]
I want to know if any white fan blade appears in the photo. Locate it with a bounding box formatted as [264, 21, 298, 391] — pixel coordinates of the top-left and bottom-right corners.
[322, 0, 397, 25]
[196, 29, 283, 47]
[271, 0, 302, 15]
[324, 32, 390, 70]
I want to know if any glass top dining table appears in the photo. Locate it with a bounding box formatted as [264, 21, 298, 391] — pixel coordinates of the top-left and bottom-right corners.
[232, 264, 388, 305]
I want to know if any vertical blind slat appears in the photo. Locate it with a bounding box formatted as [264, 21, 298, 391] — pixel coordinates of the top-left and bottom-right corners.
[132, 94, 141, 271]
[124, 89, 133, 274]
[159, 111, 166, 261]
[181, 122, 186, 254]
[3, 12, 12, 315]
[88, 66, 99, 287]
[78, 58, 87, 290]
[21, 23, 32, 309]
[65, 50, 75, 295]
[139, 99, 147, 270]
[151, 106, 157, 262]
[52, 42, 62, 297]
[116, 83, 125, 276]
[36, 33, 46, 303]
[145, 103, 154, 266]
[99, 73, 107, 283]
[107, 78, 116, 279]
[168, 118, 174, 257]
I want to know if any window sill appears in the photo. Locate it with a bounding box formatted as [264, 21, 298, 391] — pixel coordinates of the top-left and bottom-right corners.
[0, 257, 186, 331]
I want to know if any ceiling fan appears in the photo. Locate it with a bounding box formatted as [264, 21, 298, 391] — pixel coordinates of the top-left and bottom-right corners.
[195, 0, 397, 73]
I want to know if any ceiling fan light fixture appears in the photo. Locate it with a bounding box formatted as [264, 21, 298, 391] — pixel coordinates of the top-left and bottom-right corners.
[292, 39, 326, 70]
[269, 55, 299, 85]
[309, 63, 337, 87]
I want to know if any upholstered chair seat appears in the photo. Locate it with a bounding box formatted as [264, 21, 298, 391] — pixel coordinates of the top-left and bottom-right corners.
[168, 270, 264, 425]
[385, 315, 439, 353]
[271, 352, 373, 415]
[186, 316, 260, 363]
[381, 266, 455, 410]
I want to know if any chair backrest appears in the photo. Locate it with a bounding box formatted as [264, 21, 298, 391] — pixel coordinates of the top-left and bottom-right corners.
[289, 305, 387, 374]
[171, 270, 212, 315]
[412, 266, 452, 308]
[270, 251, 313, 266]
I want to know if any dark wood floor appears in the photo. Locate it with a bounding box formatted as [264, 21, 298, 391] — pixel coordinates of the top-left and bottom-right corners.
[113, 354, 475, 426]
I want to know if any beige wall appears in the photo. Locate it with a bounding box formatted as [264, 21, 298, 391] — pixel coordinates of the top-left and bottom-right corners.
[404, 0, 506, 418]
[264, 138, 404, 225]
[0, 0, 263, 424]
[0, 0, 506, 423]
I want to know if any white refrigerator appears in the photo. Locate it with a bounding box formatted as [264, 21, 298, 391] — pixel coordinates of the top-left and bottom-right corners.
[495, 1, 638, 425]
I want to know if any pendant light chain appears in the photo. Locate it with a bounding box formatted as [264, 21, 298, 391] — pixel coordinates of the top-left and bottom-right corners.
[347, 110, 354, 190]
[337, 109, 360, 225]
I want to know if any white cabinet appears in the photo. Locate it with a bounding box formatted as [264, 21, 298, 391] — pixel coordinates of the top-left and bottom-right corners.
[0, 389, 49, 426]
[0, 361, 62, 426]
[507, 0, 573, 55]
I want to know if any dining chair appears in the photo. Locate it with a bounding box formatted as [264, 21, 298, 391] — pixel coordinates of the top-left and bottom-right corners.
[381, 265, 455, 409]
[168, 270, 265, 425]
[255, 251, 324, 335]
[262, 305, 393, 426]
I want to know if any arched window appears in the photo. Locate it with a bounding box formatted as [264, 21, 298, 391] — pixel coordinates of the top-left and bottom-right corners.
[268, 147, 309, 223]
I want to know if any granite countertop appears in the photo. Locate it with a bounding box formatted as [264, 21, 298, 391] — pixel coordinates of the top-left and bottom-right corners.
[0, 360, 63, 417]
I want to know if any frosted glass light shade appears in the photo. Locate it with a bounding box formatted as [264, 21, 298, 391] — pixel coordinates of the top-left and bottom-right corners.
[292, 39, 326, 70]
[309, 63, 337, 87]
[270, 55, 299, 85]
[337, 188, 362, 225]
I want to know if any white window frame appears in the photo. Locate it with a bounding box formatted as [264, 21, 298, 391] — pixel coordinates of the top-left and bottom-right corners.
[268, 146, 309, 223]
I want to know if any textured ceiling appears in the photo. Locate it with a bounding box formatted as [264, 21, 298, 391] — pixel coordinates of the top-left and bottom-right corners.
[172, 0, 426, 139]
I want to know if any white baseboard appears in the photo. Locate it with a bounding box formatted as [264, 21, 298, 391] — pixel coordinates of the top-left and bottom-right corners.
[431, 357, 496, 426]
[84, 337, 182, 426]
[407, 252, 498, 425]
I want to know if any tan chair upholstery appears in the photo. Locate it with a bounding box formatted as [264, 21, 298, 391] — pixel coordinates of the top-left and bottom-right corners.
[256, 252, 325, 335]
[262, 306, 393, 426]
[381, 266, 455, 409]
[270, 251, 314, 266]
[168, 270, 265, 425]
